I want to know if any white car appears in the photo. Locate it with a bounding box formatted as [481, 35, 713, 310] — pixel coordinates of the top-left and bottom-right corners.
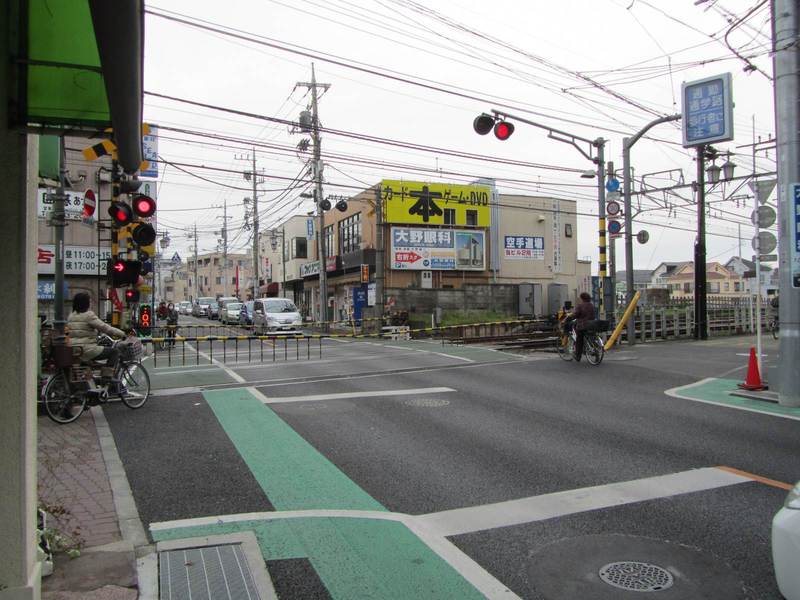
[221, 302, 242, 325]
[178, 301, 192, 315]
[253, 298, 303, 333]
[773, 480, 800, 600]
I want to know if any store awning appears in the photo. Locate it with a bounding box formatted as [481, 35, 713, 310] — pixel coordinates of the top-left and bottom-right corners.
[12, 0, 144, 173]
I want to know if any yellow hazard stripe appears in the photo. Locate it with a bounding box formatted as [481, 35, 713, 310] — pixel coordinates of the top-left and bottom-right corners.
[82, 139, 117, 161]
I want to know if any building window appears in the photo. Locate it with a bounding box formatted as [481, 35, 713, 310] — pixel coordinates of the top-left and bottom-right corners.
[204, 276, 209, 286]
[338, 213, 362, 254]
[683, 282, 692, 293]
[565, 223, 573, 238]
[292, 237, 308, 259]
[709, 282, 720, 293]
[724, 281, 729, 291]
[466, 210, 478, 227]
[444, 208, 456, 225]
[324, 225, 335, 258]
[213, 258, 219, 265]
[231, 277, 236, 284]
[734, 281, 741, 292]
[238, 260, 243, 266]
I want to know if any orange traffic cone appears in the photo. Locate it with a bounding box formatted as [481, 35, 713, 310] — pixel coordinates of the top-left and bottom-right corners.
[738, 347, 768, 391]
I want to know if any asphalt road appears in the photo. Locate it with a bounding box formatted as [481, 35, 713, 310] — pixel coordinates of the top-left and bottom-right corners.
[104, 330, 798, 599]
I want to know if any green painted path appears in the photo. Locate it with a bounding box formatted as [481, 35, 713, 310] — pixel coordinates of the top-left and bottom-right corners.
[150, 387, 489, 599]
[666, 377, 800, 420]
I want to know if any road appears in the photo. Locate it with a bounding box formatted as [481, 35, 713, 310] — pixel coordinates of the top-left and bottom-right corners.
[104, 322, 799, 599]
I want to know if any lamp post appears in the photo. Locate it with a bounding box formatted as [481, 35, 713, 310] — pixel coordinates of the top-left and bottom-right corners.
[474, 110, 608, 317]
[622, 114, 681, 345]
[693, 146, 736, 340]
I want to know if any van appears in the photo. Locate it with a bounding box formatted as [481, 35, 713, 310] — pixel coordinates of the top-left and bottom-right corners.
[253, 298, 303, 333]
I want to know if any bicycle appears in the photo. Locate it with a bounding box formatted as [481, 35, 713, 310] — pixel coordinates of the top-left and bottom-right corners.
[41, 334, 150, 424]
[555, 316, 608, 365]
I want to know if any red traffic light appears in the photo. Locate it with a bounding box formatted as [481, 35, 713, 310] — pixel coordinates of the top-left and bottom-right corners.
[132, 194, 156, 218]
[494, 120, 514, 141]
[473, 113, 495, 135]
[113, 261, 126, 273]
[108, 201, 133, 226]
[108, 259, 142, 287]
[124, 289, 140, 303]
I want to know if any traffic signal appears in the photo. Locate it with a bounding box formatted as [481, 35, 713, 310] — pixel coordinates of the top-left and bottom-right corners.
[139, 304, 152, 331]
[335, 199, 348, 212]
[319, 198, 332, 211]
[132, 194, 156, 218]
[124, 289, 140, 304]
[108, 259, 142, 287]
[473, 113, 514, 140]
[108, 201, 133, 226]
[132, 222, 156, 246]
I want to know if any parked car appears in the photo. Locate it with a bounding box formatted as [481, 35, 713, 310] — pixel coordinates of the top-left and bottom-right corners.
[253, 298, 303, 333]
[178, 301, 192, 315]
[208, 304, 220, 320]
[193, 297, 216, 318]
[239, 301, 255, 326]
[216, 297, 238, 321]
[220, 302, 242, 325]
[773, 480, 800, 600]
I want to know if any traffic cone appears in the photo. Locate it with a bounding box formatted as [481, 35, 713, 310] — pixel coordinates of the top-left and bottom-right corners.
[738, 347, 767, 391]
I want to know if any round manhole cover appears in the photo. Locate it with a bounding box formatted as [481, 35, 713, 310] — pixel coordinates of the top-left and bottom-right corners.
[598, 561, 674, 592]
[402, 398, 450, 408]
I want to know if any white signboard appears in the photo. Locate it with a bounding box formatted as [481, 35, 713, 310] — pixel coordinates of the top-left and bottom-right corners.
[504, 236, 545, 260]
[141, 125, 159, 178]
[367, 282, 376, 306]
[37, 188, 92, 222]
[37, 245, 112, 275]
[390, 227, 485, 271]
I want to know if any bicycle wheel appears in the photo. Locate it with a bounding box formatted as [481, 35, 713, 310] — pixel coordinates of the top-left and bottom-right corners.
[771, 321, 779, 340]
[43, 372, 86, 424]
[556, 330, 574, 361]
[585, 335, 605, 365]
[119, 363, 150, 409]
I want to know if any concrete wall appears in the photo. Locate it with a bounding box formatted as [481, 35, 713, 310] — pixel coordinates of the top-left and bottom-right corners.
[385, 284, 518, 315]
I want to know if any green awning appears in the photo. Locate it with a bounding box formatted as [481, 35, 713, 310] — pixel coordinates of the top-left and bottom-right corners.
[12, 0, 144, 173]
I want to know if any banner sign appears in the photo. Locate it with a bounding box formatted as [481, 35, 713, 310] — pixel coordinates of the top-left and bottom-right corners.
[299, 256, 337, 278]
[504, 235, 545, 260]
[391, 227, 485, 270]
[140, 124, 158, 178]
[37, 280, 68, 300]
[380, 180, 492, 226]
[37, 245, 112, 275]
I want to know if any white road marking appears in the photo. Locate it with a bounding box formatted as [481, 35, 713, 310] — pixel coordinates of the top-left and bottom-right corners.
[433, 352, 473, 363]
[186, 342, 246, 383]
[414, 467, 752, 537]
[261, 387, 455, 404]
[326, 337, 351, 343]
[665, 378, 800, 421]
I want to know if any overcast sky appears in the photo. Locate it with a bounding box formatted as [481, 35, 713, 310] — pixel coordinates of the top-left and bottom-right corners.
[142, 0, 776, 272]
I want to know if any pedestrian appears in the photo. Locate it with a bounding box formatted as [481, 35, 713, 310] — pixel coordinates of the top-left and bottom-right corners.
[166, 302, 179, 346]
[570, 292, 596, 362]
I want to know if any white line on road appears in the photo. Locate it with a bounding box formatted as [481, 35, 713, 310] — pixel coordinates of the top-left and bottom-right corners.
[261, 387, 456, 404]
[415, 467, 752, 537]
[433, 352, 473, 363]
[186, 342, 246, 383]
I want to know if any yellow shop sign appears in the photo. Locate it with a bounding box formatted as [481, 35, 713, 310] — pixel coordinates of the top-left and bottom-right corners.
[380, 180, 492, 227]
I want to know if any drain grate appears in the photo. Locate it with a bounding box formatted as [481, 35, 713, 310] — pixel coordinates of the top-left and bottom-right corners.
[598, 561, 674, 592]
[159, 543, 262, 600]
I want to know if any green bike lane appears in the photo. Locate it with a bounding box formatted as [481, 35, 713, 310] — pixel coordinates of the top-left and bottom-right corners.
[148, 386, 502, 599]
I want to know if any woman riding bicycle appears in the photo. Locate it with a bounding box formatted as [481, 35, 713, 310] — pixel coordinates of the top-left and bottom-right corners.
[67, 292, 127, 368]
[566, 292, 596, 362]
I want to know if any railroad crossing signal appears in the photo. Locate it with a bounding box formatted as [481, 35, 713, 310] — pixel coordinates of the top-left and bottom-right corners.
[473, 113, 515, 140]
[108, 259, 142, 287]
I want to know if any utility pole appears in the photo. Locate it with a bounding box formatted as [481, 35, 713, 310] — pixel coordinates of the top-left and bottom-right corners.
[251, 150, 259, 300]
[374, 186, 385, 320]
[773, 0, 800, 406]
[622, 114, 681, 345]
[595, 139, 607, 320]
[298, 64, 331, 326]
[221, 199, 229, 297]
[190, 223, 198, 301]
[694, 144, 708, 340]
[52, 136, 67, 333]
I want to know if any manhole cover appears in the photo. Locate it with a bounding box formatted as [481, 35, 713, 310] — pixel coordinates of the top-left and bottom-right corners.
[403, 398, 450, 407]
[599, 561, 674, 592]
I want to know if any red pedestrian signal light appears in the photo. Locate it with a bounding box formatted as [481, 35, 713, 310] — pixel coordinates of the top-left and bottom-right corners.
[132, 194, 156, 218]
[139, 304, 152, 330]
[108, 201, 133, 226]
[493, 120, 514, 141]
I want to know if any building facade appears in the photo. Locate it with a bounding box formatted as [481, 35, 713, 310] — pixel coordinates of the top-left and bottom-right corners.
[665, 262, 748, 298]
[177, 251, 253, 301]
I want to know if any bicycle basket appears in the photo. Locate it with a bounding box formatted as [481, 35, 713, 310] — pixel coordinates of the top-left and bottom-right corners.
[118, 339, 144, 362]
[585, 319, 610, 332]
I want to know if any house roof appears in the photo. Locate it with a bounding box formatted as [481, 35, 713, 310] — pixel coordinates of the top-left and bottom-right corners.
[725, 256, 772, 272]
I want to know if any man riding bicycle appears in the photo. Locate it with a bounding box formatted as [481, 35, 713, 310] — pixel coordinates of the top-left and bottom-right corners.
[565, 292, 596, 362]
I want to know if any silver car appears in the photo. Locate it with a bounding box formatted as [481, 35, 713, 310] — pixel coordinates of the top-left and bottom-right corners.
[253, 298, 302, 333]
[220, 302, 242, 325]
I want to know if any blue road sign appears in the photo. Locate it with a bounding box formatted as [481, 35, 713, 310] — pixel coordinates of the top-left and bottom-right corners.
[608, 220, 622, 235]
[605, 178, 620, 193]
[682, 73, 734, 147]
[792, 184, 800, 287]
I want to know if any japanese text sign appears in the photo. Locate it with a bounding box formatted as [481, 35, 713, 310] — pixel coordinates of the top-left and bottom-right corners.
[391, 227, 485, 271]
[682, 73, 734, 147]
[504, 236, 545, 260]
[792, 184, 800, 288]
[380, 180, 492, 227]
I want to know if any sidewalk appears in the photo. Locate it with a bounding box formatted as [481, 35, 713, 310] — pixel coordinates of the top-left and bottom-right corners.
[38, 408, 140, 600]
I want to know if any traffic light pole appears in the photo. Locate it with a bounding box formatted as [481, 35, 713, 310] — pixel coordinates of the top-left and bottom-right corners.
[375, 186, 385, 321]
[694, 144, 708, 340]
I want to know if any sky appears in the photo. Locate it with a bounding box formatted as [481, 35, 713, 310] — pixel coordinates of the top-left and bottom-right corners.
[141, 0, 777, 273]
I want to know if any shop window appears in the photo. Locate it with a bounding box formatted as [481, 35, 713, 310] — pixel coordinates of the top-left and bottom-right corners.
[338, 213, 362, 254]
[444, 208, 456, 225]
[466, 210, 478, 227]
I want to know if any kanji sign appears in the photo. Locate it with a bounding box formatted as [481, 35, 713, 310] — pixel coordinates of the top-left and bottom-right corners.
[37, 188, 94, 222]
[380, 180, 492, 226]
[682, 73, 734, 147]
[390, 227, 485, 270]
[503, 236, 545, 260]
[140, 124, 158, 178]
[37, 245, 112, 275]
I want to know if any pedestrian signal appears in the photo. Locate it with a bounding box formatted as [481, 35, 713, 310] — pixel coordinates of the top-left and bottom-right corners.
[139, 304, 152, 331]
[108, 259, 142, 287]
